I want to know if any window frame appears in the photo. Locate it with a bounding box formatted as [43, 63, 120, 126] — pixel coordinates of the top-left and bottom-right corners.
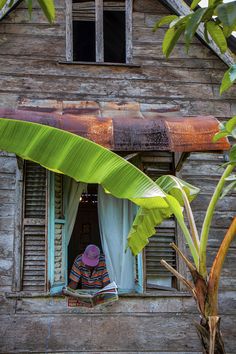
[65, 0, 133, 64]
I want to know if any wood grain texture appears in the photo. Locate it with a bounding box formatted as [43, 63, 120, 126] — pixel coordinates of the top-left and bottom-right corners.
[0, 0, 236, 352]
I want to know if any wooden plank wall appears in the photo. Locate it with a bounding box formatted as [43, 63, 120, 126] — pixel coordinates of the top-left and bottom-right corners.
[0, 0, 236, 353]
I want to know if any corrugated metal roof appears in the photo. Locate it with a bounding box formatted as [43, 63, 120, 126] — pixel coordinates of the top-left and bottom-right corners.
[0, 106, 230, 152]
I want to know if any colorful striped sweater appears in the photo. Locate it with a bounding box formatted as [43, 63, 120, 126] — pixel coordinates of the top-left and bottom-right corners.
[69, 254, 110, 289]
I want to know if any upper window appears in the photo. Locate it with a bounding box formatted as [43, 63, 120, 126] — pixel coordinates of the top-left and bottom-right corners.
[66, 0, 133, 64]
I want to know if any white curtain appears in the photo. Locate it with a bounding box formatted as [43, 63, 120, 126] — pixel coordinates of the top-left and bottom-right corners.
[65, 176, 87, 246]
[98, 186, 137, 292]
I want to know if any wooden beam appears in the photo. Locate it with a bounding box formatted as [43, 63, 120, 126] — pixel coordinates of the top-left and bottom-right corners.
[96, 0, 104, 62]
[12, 157, 24, 292]
[161, 0, 235, 67]
[65, 0, 73, 61]
[126, 0, 133, 64]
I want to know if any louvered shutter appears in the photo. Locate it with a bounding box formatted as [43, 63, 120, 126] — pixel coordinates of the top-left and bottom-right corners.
[48, 172, 66, 294]
[141, 152, 177, 290]
[73, 1, 95, 21]
[22, 161, 47, 292]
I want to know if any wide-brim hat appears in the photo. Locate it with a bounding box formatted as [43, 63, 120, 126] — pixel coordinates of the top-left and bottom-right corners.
[82, 244, 100, 267]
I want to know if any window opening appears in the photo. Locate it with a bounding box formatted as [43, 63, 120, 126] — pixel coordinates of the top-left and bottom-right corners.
[103, 10, 125, 63]
[71, 0, 129, 63]
[68, 184, 102, 278]
[72, 0, 96, 61]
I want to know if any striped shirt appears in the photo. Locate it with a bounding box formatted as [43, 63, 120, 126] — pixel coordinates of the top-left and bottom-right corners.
[69, 254, 110, 289]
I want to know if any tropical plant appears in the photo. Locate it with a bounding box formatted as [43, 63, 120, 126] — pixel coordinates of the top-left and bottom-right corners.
[0, 0, 55, 23]
[0, 117, 200, 254]
[153, 0, 236, 94]
[128, 116, 236, 354]
[151, 2, 236, 349]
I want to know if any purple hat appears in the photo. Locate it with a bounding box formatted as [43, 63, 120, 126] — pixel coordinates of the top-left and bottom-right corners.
[82, 244, 100, 267]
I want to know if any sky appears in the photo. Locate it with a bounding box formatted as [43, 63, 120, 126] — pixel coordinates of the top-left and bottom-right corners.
[199, 0, 234, 5]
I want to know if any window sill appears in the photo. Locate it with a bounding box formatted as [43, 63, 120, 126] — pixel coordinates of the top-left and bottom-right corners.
[119, 291, 192, 298]
[58, 61, 141, 68]
[5, 290, 192, 299]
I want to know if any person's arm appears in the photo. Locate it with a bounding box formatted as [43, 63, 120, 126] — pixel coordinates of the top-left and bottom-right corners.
[101, 259, 110, 287]
[68, 280, 78, 289]
[68, 256, 82, 289]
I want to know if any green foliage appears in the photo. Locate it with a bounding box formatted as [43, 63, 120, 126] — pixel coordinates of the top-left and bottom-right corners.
[184, 7, 208, 52]
[206, 21, 227, 53]
[128, 175, 200, 266]
[220, 175, 236, 199]
[0, 0, 7, 9]
[25, 0, 32, 17]
[37, 0, 55, 23]
[0, 118, 197, 256]
[153, 0, 236, 93]
[0, 0, 55, 23]
[163, 25, 185, 58]
[190, 0, 202, 10]
[212, 116, 236, 201]
[216, 1, 236, 27]
[153, 15, 178, 32]
[220, 64, 236, 94]
[213, 116, 236, 142]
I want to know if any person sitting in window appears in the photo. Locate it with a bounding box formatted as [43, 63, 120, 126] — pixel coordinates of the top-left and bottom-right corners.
[68, 244, 110, 290]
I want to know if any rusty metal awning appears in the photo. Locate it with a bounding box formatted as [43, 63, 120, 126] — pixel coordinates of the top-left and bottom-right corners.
[0, 107, 230, 152]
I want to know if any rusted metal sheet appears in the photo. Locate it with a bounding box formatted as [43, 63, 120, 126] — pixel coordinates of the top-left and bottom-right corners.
[0, 108, 230, 152]
[0, 108, 113, 149]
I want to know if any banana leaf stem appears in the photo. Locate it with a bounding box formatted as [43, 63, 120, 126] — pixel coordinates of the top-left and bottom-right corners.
[199, 163, 236, 277]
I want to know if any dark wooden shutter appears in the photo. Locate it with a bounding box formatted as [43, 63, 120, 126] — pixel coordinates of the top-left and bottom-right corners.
[141, 152, 177, 290]
[22, 161, 47, 292]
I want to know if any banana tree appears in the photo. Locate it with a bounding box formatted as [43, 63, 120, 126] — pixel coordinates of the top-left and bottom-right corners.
[128, 117, 236, 354]
[0, 117, 200, 253]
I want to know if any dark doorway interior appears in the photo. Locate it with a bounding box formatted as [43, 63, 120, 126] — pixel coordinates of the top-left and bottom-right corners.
[68, 184, 101, 277]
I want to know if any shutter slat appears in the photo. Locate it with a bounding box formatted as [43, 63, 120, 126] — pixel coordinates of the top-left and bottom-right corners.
[141, 152, 176, 289]
[22, 161, 47, 292]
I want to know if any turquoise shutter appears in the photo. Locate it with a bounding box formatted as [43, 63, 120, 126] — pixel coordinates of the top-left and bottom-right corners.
[48, 172, 67, 294]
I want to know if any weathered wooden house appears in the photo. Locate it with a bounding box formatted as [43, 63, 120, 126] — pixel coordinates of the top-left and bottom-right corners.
[0, 0, 235, 353]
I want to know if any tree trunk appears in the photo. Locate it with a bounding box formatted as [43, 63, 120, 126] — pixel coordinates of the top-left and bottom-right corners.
[195, 317, 226, 354]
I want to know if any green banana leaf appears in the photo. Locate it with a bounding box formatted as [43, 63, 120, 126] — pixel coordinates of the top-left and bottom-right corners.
[0, 118, 170, 210]
[127, 175, 200, 266]
[0, 118, 198, 259]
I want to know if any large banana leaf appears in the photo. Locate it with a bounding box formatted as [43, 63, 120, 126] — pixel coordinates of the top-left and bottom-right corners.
[127, 175, 200, 267]
[0, 118, 199, 257]
[0, 118, 171, 211]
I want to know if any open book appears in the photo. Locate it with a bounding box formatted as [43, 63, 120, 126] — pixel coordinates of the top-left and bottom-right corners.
[63, 281, 118, 308]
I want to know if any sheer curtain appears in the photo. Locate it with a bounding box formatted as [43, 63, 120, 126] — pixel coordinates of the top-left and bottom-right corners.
[98, 185, 137, 292]
[64, 176, 87, 246]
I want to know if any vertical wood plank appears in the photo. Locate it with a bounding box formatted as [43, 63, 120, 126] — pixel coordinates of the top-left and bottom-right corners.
[96, 0, 104, 62]
[12, 157, 24, 291]
[176, 169, 189, 291]
[126, 0, 133, 63]
[65, 0, 73, 61]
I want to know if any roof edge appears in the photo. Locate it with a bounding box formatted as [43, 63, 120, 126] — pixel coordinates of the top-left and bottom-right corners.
[0, 0, 22, 22]
[159, 0, 235, 67]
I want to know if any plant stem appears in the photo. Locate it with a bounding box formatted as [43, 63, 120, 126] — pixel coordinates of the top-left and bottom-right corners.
[199, 163, 236, 277]
[207, 217, 236, 316]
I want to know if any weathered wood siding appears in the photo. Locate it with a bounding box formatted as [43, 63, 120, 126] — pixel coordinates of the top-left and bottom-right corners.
[0, 0, 236, 353]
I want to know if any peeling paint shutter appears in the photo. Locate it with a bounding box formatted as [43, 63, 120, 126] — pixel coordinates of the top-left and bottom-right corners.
[141, 152, 176, 290]
[22, 161, 47, 292]
[145, 220, 176, 289]
[48, 172, 66, 294]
